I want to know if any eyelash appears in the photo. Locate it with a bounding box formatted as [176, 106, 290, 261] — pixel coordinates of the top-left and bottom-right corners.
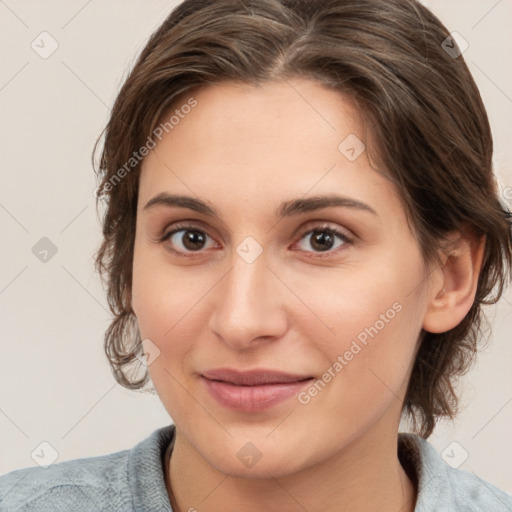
[158, 222, 353, 259]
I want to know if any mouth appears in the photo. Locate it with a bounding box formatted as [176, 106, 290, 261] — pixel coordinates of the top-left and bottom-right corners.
[200, 368, 314, 412]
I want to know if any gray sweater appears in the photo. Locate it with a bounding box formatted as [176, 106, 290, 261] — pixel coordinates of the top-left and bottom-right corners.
[1, 424, 511, 511]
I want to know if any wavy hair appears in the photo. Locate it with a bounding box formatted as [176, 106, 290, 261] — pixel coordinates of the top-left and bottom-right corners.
[93, 0, 512, 438]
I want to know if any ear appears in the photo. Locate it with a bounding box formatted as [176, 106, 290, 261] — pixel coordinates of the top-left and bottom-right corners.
[422, 231, 486, 334]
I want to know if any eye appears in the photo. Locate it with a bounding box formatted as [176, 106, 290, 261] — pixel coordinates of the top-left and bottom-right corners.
[294, 224, 352, 257]
[159, 222, 352, 258]
[160, 223, 217, 257]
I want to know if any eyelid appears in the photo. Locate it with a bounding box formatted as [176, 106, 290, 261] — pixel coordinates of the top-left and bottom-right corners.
[159, 222, 219, 257]
[296, 219, 354, 241]
[290, 222, 353, 257]
[159, 220, 354, 258]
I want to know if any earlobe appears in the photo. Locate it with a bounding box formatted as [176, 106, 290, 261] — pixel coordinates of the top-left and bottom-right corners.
[422, 232, 485, 334]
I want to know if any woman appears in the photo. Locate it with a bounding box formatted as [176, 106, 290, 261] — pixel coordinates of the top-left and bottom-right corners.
[1, 0, 511, 510]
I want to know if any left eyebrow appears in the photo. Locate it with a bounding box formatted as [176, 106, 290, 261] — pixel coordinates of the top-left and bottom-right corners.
[142, 193, 378, 218]
[276, 195, 378, 218]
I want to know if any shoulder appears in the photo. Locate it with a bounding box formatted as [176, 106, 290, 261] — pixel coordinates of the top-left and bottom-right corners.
[398, 433, 512, 512]
[0, 425, 175, 512]
[0, 448, 130, 512]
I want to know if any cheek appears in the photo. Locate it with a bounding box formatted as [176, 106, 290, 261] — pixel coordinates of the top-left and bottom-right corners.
[132, 239, 204, 337]
[293, 249, 425, 404]
[131, 243, 221, 394]
[131, 250, 203, 419]
[132, 247, 188, 386]
[293, 300, 422, 449]
[288, 251, 424, 350]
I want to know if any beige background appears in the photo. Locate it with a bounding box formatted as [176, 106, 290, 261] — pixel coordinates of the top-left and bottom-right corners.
[1, 0, 511, 495]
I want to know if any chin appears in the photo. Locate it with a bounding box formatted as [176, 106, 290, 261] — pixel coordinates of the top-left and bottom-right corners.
[199, 434, 314, 480]
[213, 452, 303, 480]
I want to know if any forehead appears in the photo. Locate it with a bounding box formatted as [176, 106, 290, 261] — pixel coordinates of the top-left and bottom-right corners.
[138, 78, 401, 223]
[162, 78, 364, 155]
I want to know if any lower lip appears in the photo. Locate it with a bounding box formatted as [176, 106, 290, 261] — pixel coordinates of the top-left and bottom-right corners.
[202, 377, 313, 412]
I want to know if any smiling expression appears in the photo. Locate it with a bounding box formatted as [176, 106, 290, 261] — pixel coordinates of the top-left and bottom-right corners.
[131, 78, 433, 477]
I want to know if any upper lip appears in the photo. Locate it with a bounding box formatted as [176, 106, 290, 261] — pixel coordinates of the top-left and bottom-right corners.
[201, 368, 313, 386]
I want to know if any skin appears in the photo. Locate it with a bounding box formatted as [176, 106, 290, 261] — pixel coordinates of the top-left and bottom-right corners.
[131, 78, 484, 512]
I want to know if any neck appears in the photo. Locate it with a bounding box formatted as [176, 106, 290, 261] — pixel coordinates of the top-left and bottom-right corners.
[165, 426, 417, 512]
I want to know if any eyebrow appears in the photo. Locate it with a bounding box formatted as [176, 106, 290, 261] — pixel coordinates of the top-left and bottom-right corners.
[143, 193, 378, 218]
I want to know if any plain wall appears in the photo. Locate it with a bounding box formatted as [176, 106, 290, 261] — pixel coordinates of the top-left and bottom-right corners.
[1, 0, 511, 494]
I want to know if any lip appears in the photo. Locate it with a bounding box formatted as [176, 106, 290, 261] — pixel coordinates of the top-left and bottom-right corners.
[201, 368, 314, 412]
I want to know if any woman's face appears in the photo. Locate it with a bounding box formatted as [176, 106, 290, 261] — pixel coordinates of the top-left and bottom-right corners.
[132, 78, 433, 477]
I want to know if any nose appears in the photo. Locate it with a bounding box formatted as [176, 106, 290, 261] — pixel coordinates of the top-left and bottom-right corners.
[207, 245, 288, 350]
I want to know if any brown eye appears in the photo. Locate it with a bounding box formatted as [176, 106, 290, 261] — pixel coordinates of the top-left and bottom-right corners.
[161, 225, 217, 256]
[295, 225, 351, 256]
[180, 229, 206, 251]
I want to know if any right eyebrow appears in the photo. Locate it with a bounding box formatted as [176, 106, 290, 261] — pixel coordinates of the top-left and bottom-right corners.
[143, 193, 217, 216]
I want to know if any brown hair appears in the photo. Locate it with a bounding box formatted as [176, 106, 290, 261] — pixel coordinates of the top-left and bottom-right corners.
[93, 0, 512, 438]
